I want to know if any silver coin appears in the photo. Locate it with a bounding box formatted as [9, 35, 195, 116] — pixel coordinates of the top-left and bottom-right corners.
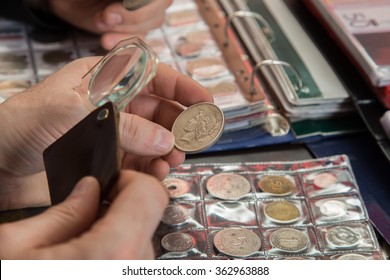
[123, 0, 152, 10]
[213, 228, 261, 258]
[161, 232, 194, 252]
[162, 177, 190, 198]
[172, 102, 224, 153]
[337, 253, 369, 260]
[326, 226, 360, 248]
[161, 205, 189, 226]
[206, 173, 251, 200]
[319, 199, 347, 217]
[270, 228, 309, 252]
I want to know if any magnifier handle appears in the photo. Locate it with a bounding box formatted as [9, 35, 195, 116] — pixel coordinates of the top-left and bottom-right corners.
[123, 0, 153, 11]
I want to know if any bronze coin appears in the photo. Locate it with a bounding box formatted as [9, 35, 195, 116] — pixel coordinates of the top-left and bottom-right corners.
[259, 175, 295, 196]
[264, 201, 300, 223]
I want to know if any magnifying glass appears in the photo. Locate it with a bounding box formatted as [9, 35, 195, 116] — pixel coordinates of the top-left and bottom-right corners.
[76, 36, 159, 111]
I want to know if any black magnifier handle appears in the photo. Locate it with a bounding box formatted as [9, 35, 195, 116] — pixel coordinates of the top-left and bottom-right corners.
[123, 0, 153, 10]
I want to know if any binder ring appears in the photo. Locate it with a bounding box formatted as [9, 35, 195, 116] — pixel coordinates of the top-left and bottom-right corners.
[249, 59, 303, 95]
[224, 11, 273, 46]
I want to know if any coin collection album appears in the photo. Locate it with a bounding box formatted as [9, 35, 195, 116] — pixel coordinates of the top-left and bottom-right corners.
[154, 155, 385, 259]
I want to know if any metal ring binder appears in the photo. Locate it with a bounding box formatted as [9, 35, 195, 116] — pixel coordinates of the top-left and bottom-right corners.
[249, 59, 303, 95]
[223, 11, 273, 46]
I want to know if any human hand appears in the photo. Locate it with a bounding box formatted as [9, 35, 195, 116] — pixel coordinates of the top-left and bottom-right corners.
[48, 0, 173, 49]
[0, 54, 212, 210]
[0, 170, 168, 259]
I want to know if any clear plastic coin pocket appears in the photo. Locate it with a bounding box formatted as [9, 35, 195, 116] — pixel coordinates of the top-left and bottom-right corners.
[154, 155, 385, 259]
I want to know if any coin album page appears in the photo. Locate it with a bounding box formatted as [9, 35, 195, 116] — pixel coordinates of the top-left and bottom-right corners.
[155, 155, 385, 260]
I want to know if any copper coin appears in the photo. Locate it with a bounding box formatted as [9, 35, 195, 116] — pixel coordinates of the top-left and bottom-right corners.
[270, 228, 309, 252]
[162, 177, 190, 198]
[206, 173, 251, 200]
[326, 226, 360, 248]
[264, 201, 300, 223]
[161, 232, 194, 252]
[42, 50, 73, 65]
[259, 175, 295, 196]
[313, 172, 338, 189]
[213, 228, 261, 258]
[161, 205, 189, 226]
[172, 102, 224, 153]
[175, 41, 202, 58]
[185, 30, 214, 45]
[186, 57, 228, 80]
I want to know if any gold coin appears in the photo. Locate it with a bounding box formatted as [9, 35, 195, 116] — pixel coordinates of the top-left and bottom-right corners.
[258, 175, 295, 196]
[172, 102, 224, 153]
[264, 201, 300, 223]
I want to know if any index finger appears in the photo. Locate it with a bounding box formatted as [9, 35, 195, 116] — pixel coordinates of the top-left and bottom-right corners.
[143, 63, 213, 107]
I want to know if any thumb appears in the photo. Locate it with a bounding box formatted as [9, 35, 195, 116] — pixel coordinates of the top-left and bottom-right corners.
[6, 177, 101, 252]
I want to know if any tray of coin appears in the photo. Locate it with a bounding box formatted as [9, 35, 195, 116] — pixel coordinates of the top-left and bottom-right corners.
[153, 154, 385, 260]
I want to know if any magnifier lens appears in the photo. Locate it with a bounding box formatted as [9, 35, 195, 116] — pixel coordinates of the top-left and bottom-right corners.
[83, 37, 159, 111]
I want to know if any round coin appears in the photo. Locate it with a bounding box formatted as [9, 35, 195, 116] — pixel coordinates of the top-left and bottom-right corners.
[213, 228, 261, 258]
[337, 253, 369, 260]
[326, 226, 360, 248]
[172, 102, 224, 153]
[186, 57, 228, 80]
[206, 173, 251, 200]
[313, 172, 338, 189]
[270, 228, 309, 252]
[161, 232, 194, 252]
[175, 41, 202, 58]
[264, 201, 300, 224]
[258, 175, 295, 196]
[162, 177, 190, 198]
[319, 199, 347, 217]
[161, 205, 189, 226]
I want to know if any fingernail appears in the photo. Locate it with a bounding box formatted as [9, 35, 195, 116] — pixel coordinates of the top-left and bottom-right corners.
[154, 129, 174, 154]
[70, 177, 96, 197]
[106, 12, 122, 26]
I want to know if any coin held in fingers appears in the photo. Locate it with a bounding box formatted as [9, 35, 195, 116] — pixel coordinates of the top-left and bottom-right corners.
[172, 102, 224, 153]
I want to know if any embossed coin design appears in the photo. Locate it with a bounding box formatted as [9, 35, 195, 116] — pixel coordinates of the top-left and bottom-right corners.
[313, 172, 338, 189]
[172, 102, 224, 153]
[259, 175, 295, 196]
[206, 173, 251, 200]
[161, 205, 189, 226]
[337, 253, 369, 260]
[319, 199, 347, 217]
[162, 177, 190, 198]
[161, 232, 194, 252]
[270, 228, 309, 252]
[213, 228, 261, 258]
[326, 226, 360, 248]
[264, 201, 300, 223]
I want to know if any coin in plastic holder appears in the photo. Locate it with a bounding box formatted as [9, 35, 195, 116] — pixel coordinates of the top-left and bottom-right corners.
[161, 205, 190, 226]
[184, 30, 214, 45]
[162, 177, 190, 198]
[161, 232, 195, 252]
[186, 57, 229, 80]
[336, 253, 369, 260]
[264, 201, 300, 224]
[270, 228, 309, 253]
[313, 172, 338, 189]
[77, 37, 159, 111]
[42, 50, 73, 65]
[175, 41, 203, 58]
[0, 53, 28, 74]
[258, 175, 295, 196]
[206, 173, 251, 200]
[213, 228, 261, 258]
[172, 102, 224, 153]
[319, 199, 347, 218]
[326, 226, 360, 248]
